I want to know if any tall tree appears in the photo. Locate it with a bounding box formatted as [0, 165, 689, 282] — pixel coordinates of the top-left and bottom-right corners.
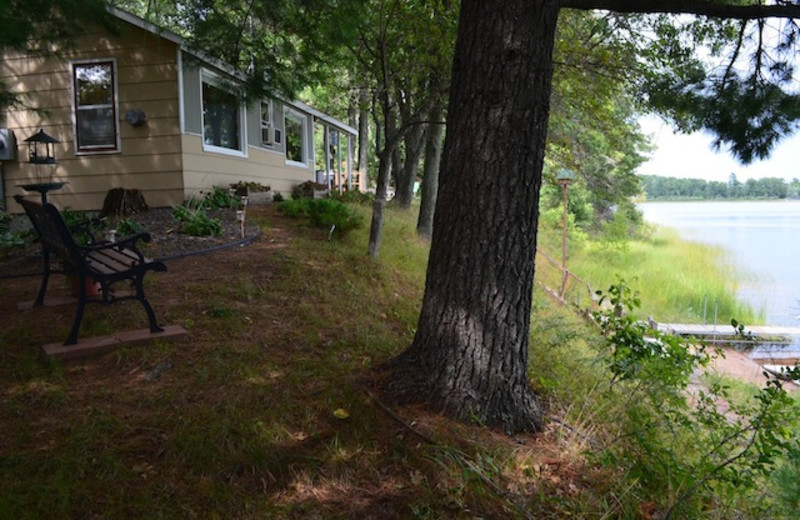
[387, 0, 800, 433]
[387, 0, 561, 432]
[416, 101, 445, 238]
[360, 0, 457, 255]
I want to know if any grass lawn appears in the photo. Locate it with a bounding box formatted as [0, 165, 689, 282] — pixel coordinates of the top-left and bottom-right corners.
[0, 204, 607, 519]
[1, 203, 795, 519]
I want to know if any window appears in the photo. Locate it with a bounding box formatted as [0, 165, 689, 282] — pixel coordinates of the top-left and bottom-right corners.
[202, 73, 245, 155]
[72, 61, 119, 153]
[284, 110, 307, 166]
[260, 100, 274, 145]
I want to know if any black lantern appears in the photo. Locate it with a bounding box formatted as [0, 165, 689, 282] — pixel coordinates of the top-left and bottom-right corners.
[24, 128, 59, 164]
[18, 129, 65, 203]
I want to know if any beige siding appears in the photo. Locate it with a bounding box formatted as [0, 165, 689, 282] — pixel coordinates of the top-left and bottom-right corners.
[2, 12, 360, 213]
[181, 134, 315, 199]
[1, 21, 183, 212]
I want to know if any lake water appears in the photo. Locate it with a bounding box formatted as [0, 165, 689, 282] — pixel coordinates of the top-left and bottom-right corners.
[638, 200, 800, 327]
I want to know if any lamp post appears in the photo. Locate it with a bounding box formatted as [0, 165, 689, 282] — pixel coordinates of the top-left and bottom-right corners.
[20, 128, 64, 204]
[556, 169, 574, 299]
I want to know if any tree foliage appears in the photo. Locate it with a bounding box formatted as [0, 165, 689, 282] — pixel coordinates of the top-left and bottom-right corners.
[642, 173, 793, 199]
[629, 11, 800, 163]
[0, 0, 114, 111]
[544, 10, 651, 232]
[113, 0, 366, 100]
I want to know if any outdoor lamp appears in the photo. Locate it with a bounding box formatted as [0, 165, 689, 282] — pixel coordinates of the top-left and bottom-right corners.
[24, 128, 59, 164]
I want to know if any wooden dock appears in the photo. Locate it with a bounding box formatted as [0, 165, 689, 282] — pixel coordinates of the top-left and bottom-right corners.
[657, 323, 800, 339]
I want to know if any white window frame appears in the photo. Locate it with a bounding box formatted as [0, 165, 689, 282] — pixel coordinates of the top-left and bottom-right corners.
[201, 70, 247, 157]
[284, 109, 308, 167]
[70, 59, 120, 155]
[260, 100, 274, 146]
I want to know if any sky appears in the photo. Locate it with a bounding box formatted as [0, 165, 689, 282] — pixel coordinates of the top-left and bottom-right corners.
[637, 116, 800, 183]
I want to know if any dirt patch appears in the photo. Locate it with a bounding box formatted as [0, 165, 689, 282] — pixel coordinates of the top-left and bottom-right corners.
[705, 347, 799, 391]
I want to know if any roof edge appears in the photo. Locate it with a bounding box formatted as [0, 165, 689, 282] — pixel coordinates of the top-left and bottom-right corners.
[106, 6, 357, 136]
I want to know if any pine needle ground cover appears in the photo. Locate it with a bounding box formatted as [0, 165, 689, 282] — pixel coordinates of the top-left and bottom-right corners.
[1, 204, 797, 519]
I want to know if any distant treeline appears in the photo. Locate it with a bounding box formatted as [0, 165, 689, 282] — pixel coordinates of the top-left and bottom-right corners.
[640, 174, 800, 200]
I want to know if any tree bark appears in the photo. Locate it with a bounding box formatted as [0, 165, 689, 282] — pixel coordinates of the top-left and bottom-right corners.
[394, 121, 426, 208]
[416, 103, 444, 238]
[389, 144, 402, 198]
[367, 148, 392, 257]
[387, 0, 560, 434]
[357, 88, 370, 186]
[100, 188, 149, 218]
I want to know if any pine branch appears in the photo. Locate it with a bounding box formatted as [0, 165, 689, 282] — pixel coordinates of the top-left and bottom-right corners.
[561, 0, 800, 20]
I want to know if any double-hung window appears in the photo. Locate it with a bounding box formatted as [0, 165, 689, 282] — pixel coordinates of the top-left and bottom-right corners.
[72, 60, 119, 153]
[284, 109, 307, 166]
[201, 72, 245, 156]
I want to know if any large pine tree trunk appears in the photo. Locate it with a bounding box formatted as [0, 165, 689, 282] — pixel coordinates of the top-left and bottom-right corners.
[387, 0, 560, 434]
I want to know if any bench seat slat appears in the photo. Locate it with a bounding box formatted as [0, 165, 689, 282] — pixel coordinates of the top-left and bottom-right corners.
[86, 248, 142, 274]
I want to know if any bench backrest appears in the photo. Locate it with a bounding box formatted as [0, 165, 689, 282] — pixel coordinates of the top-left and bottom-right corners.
[14, 195, 81, 267]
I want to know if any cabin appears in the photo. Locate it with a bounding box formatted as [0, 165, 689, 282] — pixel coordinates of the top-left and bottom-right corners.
[0, 7, 361, 212]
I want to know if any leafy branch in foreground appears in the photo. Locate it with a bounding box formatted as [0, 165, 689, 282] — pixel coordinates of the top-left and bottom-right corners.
[592, 279, 800, 518]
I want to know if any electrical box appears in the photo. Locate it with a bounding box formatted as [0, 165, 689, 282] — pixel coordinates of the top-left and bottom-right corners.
[0, 129, 17, 161]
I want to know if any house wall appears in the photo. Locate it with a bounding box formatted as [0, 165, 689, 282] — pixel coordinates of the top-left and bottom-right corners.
[181, 134, 316, 199]
[1, 9, 360, 212]
[0, 21, 183, 212]
[180, 62, 318, 199]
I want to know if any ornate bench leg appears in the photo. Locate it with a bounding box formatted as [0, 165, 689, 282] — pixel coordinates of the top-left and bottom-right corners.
[33, 250, 51, 307]
[64, 272, 88, 345]
[133, 275, 164, 334]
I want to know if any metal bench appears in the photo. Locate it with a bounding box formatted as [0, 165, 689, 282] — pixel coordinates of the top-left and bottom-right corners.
[14, 195, 167, 345]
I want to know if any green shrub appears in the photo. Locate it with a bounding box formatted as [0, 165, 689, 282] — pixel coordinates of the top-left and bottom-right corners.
[172, 205, 222, 236]
[116, 217, 145, 237]
[278, 199, 364, 237]
[331, 190, 374, 205]
[0, 206, 11, 232]
[60, 207, 106, 245]
[1, 230, 26, 253]
[592, 279, 800, 517]
[272, 192, 284, 203]
[307, 199, 364, 235]
[0, 208, 26, 254]
[201, 187, 239, 209]
[277, 198, 313, 218]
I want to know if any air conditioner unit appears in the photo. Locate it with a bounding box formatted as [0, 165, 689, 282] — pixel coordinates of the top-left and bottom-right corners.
[0, 129, 16, 161]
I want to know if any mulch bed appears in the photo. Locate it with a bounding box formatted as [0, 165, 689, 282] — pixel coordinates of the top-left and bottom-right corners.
[1, 205, 263, 279]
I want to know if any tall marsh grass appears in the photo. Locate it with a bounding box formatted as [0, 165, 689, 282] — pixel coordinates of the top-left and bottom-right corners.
[561, 226, 762, 325]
